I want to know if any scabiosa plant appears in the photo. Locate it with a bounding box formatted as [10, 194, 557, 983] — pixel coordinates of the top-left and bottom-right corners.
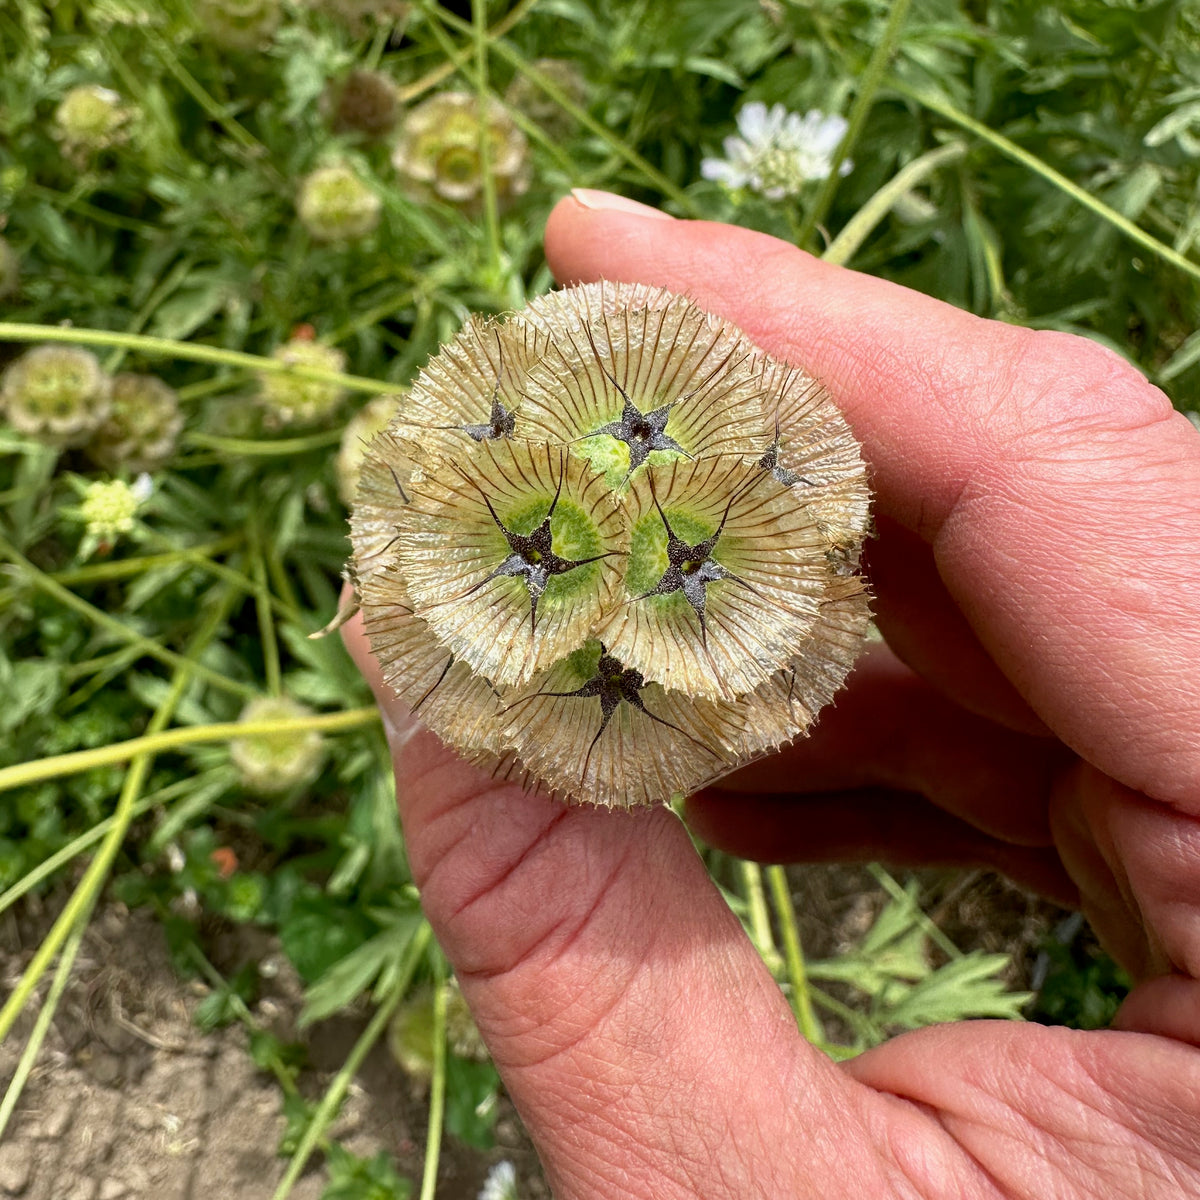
[391, 92, 529, 208]
[701, 102, 852, 200]
[88, 372, 184, 473]
[349, 283, 872, 808]
[296, 163, 382, 242]
[325, 70, 400, 138]
[505, 58, 588, 138]
[193, 0, 281, 49]
[260, 337, 347, 426]
[229, 695, 326, 795]
[53, 84, 131, 158]
[336, 393, 405, 506]
[70, 474, 153, 558]
[1, 344, 112, 445]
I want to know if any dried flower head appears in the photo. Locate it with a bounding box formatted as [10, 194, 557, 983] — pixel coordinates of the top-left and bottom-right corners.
[350, 283, 872, 807]
[0, 236, 19, 300]
[229, 695, 326, 795]
[297, 164, 382, 242]
[317, 0, 411, 35]
[392, 92, 529, 208]
[701, 102, 852, 200]
[54, 85, 131, 155]
[336, 393, 405, 507]
[260, 338, 347, 426]
[194, 0, 280, 49]
[1, 344, 112, 445]
[505, 59, 587, 138]
[325, 70, 400, 138]
[88, 372, 184, 473]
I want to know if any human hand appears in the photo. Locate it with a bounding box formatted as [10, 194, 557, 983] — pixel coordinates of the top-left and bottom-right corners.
[342, 192, 1200, 1199]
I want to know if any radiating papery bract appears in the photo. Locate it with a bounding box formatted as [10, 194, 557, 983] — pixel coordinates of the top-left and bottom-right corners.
[349, 281, 873, 808]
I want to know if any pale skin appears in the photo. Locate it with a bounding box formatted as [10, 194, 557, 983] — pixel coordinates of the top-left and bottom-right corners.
[343, 192, 1200, 1199]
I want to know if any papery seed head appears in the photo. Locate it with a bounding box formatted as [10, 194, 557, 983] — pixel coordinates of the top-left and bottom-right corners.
[230, 695, 326, 795]
[392, 92, 529, 208]
[88, 373, 183, 473]
[260, 339, 347, 426]
[325, 70, 400, 138]
[1, 344, 112, 445]
[194, 0, 281, 49]
[336, 393, 406, 506]
[54, 85, 130, 153]
[349, 282, 872, 807]
[297, 164, 382, 242]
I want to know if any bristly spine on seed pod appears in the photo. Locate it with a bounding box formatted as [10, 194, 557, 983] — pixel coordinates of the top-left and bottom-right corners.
[349, 281, 872, 808]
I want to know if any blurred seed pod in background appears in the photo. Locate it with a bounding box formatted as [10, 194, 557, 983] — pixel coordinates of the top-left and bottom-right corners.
[350, 282, 872, 808]
[1, 344, 112, 445]
[193, 0, 281, 49]
[391, 92, 529, 209]
[318, 0, 411, 36]
[53, 85, 131, 157]
[324, 70, 400, 139]
[88, 373, 184, 474]
[296, 163, 382, 242]
[230, 695, 326, 795]
[260, 338, 346, 426]
[505, 58, 588, 139]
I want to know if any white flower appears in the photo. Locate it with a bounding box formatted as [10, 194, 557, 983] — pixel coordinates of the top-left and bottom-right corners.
[478, 1160, 519, 1200]
[78, 477, 147, 540]
[701, 101, 852, 200]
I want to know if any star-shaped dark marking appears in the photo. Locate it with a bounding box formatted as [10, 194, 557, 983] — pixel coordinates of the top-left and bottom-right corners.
[457, 459, 620, 638]
[635, 472, 761, 646]
[575, 323, 689, 475]
[757, 418, 815, 488]
[511, 648, 720, 783]
[459, 391, 516, 442]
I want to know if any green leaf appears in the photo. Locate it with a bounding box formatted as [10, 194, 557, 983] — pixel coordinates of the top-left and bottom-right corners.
[321, 1144, 412, 1200]
[883, 953, 1031, 1029]
[444, 1054, 501, 1150]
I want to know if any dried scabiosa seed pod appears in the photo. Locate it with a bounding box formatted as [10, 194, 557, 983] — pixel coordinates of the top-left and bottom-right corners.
[297, 164, 382, 242]
[1, 344, 112, 445]
[230, 695, 326, 795]
[349, 282, 872, 808]
[88, 372, 184, 473]
[260, 338, 347, 427]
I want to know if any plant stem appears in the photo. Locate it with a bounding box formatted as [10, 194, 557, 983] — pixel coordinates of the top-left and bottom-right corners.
[472, 0, 503, 279]
[0, 534, 257, 700]
[249, 521, 282, 696]
[766, 865, 821, 1043]
[420, 957, 448, 1200]
[271, 922, 431, 1200]
[823, 140, 967, 266]
[890, 79, 1200, 286]
[797, 0, 914, 249]
[0, 708, 380, 794]
[0, 323, 396, 396]
[739, 861, 782, 975]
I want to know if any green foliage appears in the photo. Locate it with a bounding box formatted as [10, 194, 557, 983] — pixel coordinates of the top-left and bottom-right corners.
[1030, 918, 1133, 1030]
[321, 1144, 412, 1200]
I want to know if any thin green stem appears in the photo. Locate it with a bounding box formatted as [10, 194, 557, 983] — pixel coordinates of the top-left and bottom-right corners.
[248, 524, 282, 696]
[739, 861, 782, 975]
[766, 865, 821, 1043]
[46, 537, 242, 587]
[271, 923, 431, 1200]
[420, 958, 448, 1200]
[823, 140, 967, 266]
[0, 894, 94, 1139]
[0, 596, 229, 1044]
[891, 79, 1200, 286]
[183, 429, 347, 456]
[472, 0, 502, 277]
[0, 324, 396, 396]
[868, 864, 960, 959]
[26, 184, 160, 237]
[0, 708, 380, 794]
[0, 535, 257, 700]
[797, 0, 914, 249]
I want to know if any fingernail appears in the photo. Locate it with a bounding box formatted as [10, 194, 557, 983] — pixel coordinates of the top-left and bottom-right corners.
[570, 188, 674, 220]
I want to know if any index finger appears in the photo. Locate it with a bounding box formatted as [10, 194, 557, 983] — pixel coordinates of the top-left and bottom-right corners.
[544, 195, 1200, 809]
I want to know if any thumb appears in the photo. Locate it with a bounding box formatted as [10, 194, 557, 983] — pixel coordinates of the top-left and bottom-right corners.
[340, 608, 886, 1198]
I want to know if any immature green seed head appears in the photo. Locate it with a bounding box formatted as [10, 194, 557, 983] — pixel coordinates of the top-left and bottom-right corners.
[1, 344, 112, 445]
[297, 164, 382, 242]
[350, 282, 872, 807]
[260, 338, 347, 426]
[88, 373, 183, 473]
[229, 695, 326, 795]
[54, 85, 130, 153]
[392, 92, 529, 207]
[78, 477, 148, 542]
